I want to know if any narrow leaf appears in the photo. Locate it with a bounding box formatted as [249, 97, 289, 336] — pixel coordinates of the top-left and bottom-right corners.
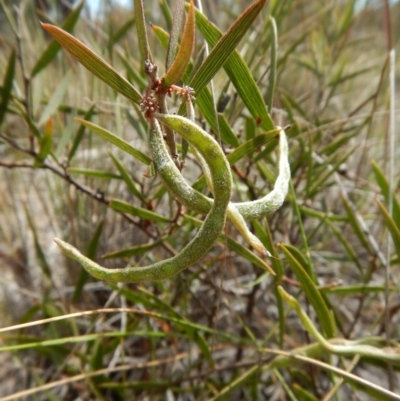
[110, 16, 135, 47]
[227, 130, 278, 165]
[0, 49, 16, 126]
[371, 160, 400, 229]
[341, 194, 371, 253]
[225, 236, 275, 275]
[67, 168, 121, 180]
[118, 52, 148, 91]
[159, 0, 173, 30]
[38, 71, 71, 127]
[189, 0, 266, 97]
[277, 243, 336, 338]
[68, 104, 96, 161]
[321, 284, 398, 296]
[35, 118, 54, 166]
[0, 0, 17, 35]
[134, 0, 152, 61]
[137, 287, 214, 367]
[150, 22, 221, 135]
[376, 198, 400, 262]
[162, 0, 194, 87]
[166, 0, 185, 70]
[41, 23, 142, 104]
[110, 199, 170, 223]
[31, 1, 84, 77]
[25, 207, 52, 280]
[102, 236, 167, 259]
[193, 130, 278, 191]
[74, 118, 151, 165]
[326, 219, 364, 275]
[183, 215, 274, 274]
[151, 24, 170, 50]
[265, 16, 278, 111]
[108, 152, 146, 203]
[218, 114, 241, 147]
[73, 220, 104, 302]
[185, 0, 273, 131]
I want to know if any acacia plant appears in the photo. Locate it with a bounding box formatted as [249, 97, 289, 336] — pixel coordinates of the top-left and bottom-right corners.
[42, 0, 291, 282]
[1, 0, 400, 399]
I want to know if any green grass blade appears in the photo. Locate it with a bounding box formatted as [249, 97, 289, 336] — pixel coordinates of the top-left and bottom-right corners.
[31, 1, 84, 77]
[41, 23, 142, 104]
[74, 118, 151, 165]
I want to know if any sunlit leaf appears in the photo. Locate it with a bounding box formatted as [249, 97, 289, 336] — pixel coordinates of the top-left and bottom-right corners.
[188, 0, 266, 96]
[187, 0, 274, 131]
[162, 0, 194, 87]
[134, 0, 152, 62]
[165, 0, 185, 70]
[41, 23, 142, 103]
